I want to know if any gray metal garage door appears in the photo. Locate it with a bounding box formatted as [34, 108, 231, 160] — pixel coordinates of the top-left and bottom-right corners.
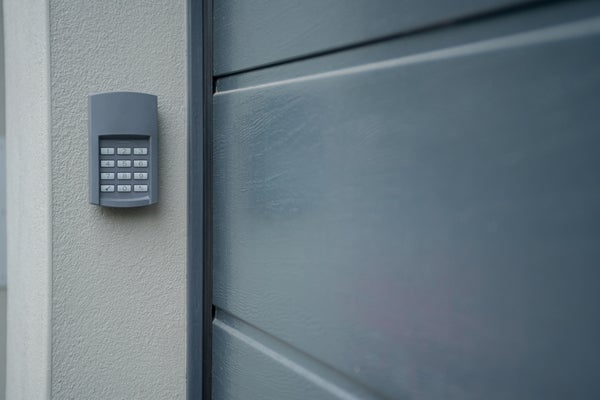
[207, 1, 600, 398]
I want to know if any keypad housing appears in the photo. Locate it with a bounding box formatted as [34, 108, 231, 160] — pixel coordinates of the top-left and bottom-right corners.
[89, 91, 157, 207]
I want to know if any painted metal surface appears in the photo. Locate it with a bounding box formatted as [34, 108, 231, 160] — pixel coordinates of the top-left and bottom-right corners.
[213, 0, 543, 75]
[187, 0, 210, 399]
[212, 6, 600, 398]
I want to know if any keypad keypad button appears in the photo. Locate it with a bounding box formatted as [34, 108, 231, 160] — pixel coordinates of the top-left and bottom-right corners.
[133, 160, 148, 168]
[98, 139, 152, 200]
[100, 160, 115, 168]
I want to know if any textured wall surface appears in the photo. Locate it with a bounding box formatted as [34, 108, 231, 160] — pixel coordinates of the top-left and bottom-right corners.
[6, 0, 187, 399]
[5, 0, 52, 398]
[0, 288, 6, 400]
[0, 3, 8, 398]
[48, 1, 187, 399]
[0, 0, 7, 287]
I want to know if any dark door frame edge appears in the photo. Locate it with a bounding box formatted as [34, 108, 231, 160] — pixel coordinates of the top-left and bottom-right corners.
[187, 0, 212, 399]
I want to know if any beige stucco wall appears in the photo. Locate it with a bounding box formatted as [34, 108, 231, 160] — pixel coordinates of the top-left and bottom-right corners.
[5, 0, 52, 397]
[5, 0, 187, 398]
[0, 288, 6, 400]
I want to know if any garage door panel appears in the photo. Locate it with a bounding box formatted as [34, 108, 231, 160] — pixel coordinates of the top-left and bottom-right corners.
[213, 20, 600, 399]
[214, 0, 546, 75]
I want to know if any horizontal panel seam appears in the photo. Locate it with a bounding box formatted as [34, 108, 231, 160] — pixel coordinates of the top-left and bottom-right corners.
[214, 308, 392, 400]
[214, 0, 557, 79]
[215, 16, 600, 96]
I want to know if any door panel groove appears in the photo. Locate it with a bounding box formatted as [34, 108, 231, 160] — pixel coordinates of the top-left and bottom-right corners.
[214, 0, 570, 78]
[214, 0, 561, 76]
[215, 15, 600, 97]
[215, 0, 600, 94]
[213, 308, 393, 400]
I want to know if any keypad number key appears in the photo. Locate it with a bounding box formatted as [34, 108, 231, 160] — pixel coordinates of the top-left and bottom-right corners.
[100, 160, 115, 168]
[133, 160, 148, 168]
[117, 160, 132, 168]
